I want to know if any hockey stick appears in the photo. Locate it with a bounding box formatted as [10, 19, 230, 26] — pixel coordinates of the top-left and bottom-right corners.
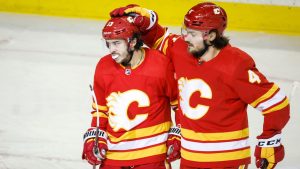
[89, 84, 100, 169]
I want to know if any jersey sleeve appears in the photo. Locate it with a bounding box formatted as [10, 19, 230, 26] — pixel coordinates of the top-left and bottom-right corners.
[230, 56, 290, 138]
[140, 21, 180, 57]
[164, 58, 179, 125]
[90, 60, 109, 130]
[165, 59, 178, 104]
[140, 22, 166, 49]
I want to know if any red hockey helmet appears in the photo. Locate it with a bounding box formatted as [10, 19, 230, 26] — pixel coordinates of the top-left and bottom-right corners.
[102, 16, 139, 40]
[184, 2, 227, 35]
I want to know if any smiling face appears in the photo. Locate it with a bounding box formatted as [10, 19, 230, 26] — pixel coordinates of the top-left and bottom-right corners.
[106, 39, 130, 64]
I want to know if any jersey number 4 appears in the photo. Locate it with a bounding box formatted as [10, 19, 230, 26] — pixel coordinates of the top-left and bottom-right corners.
[248, 70, 261, 84]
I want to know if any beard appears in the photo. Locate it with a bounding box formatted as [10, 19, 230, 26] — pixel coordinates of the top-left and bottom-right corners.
[121, 50, 134, 66]
[188, 41, 210, 59]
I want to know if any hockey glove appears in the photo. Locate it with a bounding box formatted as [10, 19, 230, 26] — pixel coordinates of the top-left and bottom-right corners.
[166, 126, 181, 162]
[110, 4, 139, 17]
[254, 134, 284, 169]
[82, 128, 108, 165]
[110, 5, 158, 33]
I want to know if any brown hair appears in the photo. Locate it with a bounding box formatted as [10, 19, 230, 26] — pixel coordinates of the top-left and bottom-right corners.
[209, 29, 229, 49]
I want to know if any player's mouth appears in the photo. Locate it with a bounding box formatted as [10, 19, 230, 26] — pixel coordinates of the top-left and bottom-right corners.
[111, 53, 120, 60]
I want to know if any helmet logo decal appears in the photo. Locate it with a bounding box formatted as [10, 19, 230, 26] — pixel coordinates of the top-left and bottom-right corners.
[213, 8, 221, 15]
[107, 21, 114, 27]
[126, 16, 134, 23]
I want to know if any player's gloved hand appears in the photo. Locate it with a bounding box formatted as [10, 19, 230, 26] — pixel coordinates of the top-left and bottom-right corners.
[109, 4, 139, 17]
[166, 126, 181, 162]
[254, 134, 284, 169]
[82, 128, 108, 165]
[110, 5, 158, 33]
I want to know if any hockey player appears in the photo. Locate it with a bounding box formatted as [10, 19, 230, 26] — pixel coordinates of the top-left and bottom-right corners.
[110, 2, 290, 169]
[81, 16, 180, 169]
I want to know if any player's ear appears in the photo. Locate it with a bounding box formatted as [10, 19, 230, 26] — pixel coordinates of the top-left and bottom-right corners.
[207, 31, 217, 42]
[129, 38, 137, 50]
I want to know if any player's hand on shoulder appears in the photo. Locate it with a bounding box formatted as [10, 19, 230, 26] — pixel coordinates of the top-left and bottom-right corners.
[110, 4, 158, 33]
[110, 4, 139, 17]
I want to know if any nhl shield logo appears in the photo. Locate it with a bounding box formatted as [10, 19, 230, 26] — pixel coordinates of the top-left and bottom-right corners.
[125, 68, 131, 75]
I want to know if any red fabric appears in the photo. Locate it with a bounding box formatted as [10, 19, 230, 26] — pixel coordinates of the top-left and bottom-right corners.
[180, 164, 248, 169]
[101, 161, 170, 169]
[260, 106, 290, 138]
[170, 43, 250, 133]
[143, 28, 289, 167]
[91, 111, 108, 130]
[180, 158, 250, 168]
[103, 154, 167, 167]
[109, 5, 290, 168]
[94, 48, 177, 136]
[92, 48, 178, 166]
[140, 24, 165, 48]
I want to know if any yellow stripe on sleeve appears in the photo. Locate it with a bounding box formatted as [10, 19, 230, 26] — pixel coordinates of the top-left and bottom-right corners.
[162, 38, 169, 55]
[262, 97, 289, 115]
[170, 99, 178, 106]
[92, 102, 108, 111]
[250, 84, 279, 107]
[238, 165, 246, 169]
[153, 34, 165, 50]
[92, 111, 108, 118]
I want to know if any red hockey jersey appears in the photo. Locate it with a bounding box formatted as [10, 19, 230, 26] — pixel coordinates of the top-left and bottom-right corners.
[145, 31, 290, 168]
[90, 48, 178, 166]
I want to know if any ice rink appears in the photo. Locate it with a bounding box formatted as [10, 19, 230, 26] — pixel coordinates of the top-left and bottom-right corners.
[0, 12, 299, 169]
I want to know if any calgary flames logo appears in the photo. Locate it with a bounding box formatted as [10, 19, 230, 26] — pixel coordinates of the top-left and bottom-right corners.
[106, 90, 149, 131]
[178, 77, 212, 120]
